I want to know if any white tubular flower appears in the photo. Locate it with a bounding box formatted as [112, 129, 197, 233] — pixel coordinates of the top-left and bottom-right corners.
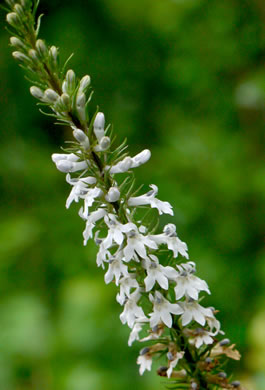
[131, 149, 151, 168]
[94, 136, 111, 152]
[137, 353, 152, 376]
[116, 274, 139, 305]
[206, 313, 223, 336]
[179, 299, 214, 327]
[105, 187, 120, 203]
[123, 225, 158, 262]
[82, 208, 106, 244]
[65, 174, 97, 209]
[93, 112, 105, 141]
[73, 129, 90, 149]
[174, 262, 210, 300]
[167, 351, 185, 378]
[143, 255, 178, 292]
[104, 251, 129, 286]
[109, 156, 133, 174]
[120, 290, 146, 328]
[128, 184, 173, 215]
[55, 160, 90, 173]
[149, 291, 183, 328]
[51, 153, 79, 163]
[102, 214, 133, 249]
[150, 223, 189, 259]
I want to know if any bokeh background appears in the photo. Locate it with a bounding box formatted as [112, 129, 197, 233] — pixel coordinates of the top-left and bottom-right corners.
[0, 0, 264, 389]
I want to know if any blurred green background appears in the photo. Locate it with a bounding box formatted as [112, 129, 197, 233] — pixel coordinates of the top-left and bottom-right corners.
[0, 0, 264, 389]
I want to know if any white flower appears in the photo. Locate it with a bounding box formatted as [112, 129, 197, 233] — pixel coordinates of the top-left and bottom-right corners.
[123, 225, 157, 261]
[180, 299, 214, 327]
[143, 255, 178, 291]
[167, 351, 184, 378]
[116, 274, 139, 305]
[150, 224, 188, 259]
[65, 173, 96, 208]
[82, 208, 106, 245]
[149, 291, 183, 328]
[137, 354, 152, 376]
[93, 112, 105, 141]
[104, 252, 129, 286]
[96, 243, 111, 268]
[128, 184, 173, 215]
[82, 187, 103, 218]
[188, 328, 214, 349]
[206, 312, 223, 336]
[174, 262, 210, 300]
[102, 214, 133, 249]
[128, 322, 143, 346]
[120, 290, 146, 328]
[109, 149, 151, 174]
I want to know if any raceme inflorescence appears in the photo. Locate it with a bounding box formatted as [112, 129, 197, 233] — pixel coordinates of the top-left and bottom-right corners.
[4, 1, 244, 389]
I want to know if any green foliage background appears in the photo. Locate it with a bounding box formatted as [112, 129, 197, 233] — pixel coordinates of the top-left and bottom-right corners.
[0, 0, 264, 389]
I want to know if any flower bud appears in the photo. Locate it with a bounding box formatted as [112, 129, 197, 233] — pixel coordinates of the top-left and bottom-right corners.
[163, 223, 176, 236]
[10, 36, 25, 49]
[93, 112, 105, 141]
[36, 39, 48, 57]
[217, 372, 227, 378]
[76, 92, 86, 122]
[30, 86, 44, 100]
[131, 149, 151, 168]
[79, 75, 91, 92]
[44, 88, 59, 103]
[73, 129, 90, 149]
[99, 136, 110, 150]
[54, 93, 71, 112]
[12, 51, 30, 64]
[14, 4, 24, 18]
[219, 338, 230, 346]
[105, 187, 120, 203]
[28, 49, 39, 62]
[6, 12, 20, 27]
[49, 46, 58, 67]
[231, 381, 241, 388]
[62, 69, 76, 95]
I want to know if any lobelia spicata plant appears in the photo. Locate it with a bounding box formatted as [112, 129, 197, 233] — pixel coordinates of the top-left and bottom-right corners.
[3, 1, 245, 389]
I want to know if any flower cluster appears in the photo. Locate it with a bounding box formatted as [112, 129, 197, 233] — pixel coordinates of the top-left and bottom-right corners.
[4, 1, 244, 388]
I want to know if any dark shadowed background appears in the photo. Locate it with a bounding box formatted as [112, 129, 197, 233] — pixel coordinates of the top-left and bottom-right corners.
[0, 0, 264, 389]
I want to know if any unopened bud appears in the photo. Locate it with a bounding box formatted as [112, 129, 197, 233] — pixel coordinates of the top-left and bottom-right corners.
[49, 46, 58, 67]
[139, 347, 150, 355]
[73, 129, 90, 149]
[105, 187, 120, 203]
[79, 75, 91, 92]
[93, 112, 105, 141]
[219, 338, 230, 346]
[131, 149, 151, 168]
[76, 92, 86, 122]
[10, 36, 25, 49]
[44, 88, 59, 103]
[6, 12, 20, 27]
[231, 381, 241, 388]
[14, 4, 24, 18]
[36, 39, 48, 57]
[30, 86, 44, 100]
[28, 49, 39, 62]
[99, 136, 110, 150]
[217, 372, 227, 379]
[12, 51, 30, 64]
[62, 69, 76, 95]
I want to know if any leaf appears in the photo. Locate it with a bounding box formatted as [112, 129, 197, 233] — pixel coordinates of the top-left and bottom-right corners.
[35, 13, 44, 37]
[61, 53, 74, 76]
